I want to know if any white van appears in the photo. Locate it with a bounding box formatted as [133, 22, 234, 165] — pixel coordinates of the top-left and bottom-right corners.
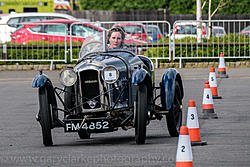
[0, 12, 78, 43]
[212, 26, 226, 37]
[172, 21, 208, 40]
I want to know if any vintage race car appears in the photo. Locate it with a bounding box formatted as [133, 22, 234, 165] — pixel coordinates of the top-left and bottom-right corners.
[32, 32, 184, 146]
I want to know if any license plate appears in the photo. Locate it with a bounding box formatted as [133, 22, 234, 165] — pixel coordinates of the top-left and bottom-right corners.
[64, 118, 113, 133]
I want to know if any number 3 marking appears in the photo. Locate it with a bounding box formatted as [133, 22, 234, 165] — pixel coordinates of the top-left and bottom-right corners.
[191, 114, 194, 120]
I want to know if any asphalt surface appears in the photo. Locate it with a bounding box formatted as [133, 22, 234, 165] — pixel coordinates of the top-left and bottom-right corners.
[0, 68, 250, 167]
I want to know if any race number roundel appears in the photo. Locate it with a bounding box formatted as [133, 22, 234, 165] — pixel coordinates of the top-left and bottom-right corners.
[104, 70, 116, 80]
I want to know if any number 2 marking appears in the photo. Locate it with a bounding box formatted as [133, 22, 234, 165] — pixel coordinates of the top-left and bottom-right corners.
[181, 146, 185, 152]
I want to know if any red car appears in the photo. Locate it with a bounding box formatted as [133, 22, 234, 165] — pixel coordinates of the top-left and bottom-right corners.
[11, 20, 148, 45]
[112, 23, 149, 42]
[11, 20, 105, 44]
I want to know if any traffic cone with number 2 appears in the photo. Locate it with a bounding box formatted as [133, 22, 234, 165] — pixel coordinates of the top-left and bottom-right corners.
[176, 126, 193, 167]
[187, 100, 207, 146]
[209, 67, 222, 99]
[201, 81, 218, 119]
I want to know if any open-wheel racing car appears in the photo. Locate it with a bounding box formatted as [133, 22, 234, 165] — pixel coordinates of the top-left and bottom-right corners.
[32, 32, 184, 146]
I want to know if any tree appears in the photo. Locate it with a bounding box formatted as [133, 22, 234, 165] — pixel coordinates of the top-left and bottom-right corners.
[201, 0, 231, 38]
[76, 0, 249, 14]
[202, 0, 249, 14]
[70, 0, 81, 10]
[197, 0, 202, 43]
[226, 0, 250, 14]
[79, 0, 165, 10]
[169, 0, 196, 14]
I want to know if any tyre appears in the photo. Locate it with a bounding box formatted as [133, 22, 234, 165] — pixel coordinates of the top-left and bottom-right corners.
[135, 85, 147, 144]
[78, 130, 91, 139]
[38, 86, 53, 146]
[166, 81, 182, 137]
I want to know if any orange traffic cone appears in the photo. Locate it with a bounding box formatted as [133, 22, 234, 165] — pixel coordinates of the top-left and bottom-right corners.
[209, 67, 222, 99]
[187, 100, 207, 146]
[218, 52, 228, 78]
[176, 126, 193, 167]
[201, 81, 218, 119]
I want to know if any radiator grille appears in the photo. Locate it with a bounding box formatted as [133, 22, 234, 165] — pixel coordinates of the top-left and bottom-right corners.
[80, 70, 101, 109]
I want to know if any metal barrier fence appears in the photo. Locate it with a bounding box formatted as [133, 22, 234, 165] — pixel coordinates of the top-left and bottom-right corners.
[172, 20, 250, 67]
[69, 21, 171, 68]
[0, 20, 249, 68]
[0, 22, 68, 63]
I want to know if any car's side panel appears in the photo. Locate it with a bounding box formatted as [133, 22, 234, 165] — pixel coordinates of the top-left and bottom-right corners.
[160, 68, 183, 111]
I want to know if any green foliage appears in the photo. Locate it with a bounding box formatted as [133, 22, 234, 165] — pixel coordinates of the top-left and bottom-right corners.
[174, 34, 250, 43]
[173, 43, 249, 59]
[78, 0, 249, 15]
[144, 34, 250, 62]
[1, 41, 82, 65]
[202, 0, 250, 15]
[169, 0, 196, 14]
[79, 0, 166, 10]
[2, 34, 249, 65]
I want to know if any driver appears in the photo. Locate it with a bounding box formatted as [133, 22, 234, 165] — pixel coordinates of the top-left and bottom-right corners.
[107, 27, 125, 49]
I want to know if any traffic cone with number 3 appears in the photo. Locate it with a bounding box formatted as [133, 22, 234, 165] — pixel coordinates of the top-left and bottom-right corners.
[187, 100, 207, 146]
[209, 67, 222, 99]
[201, 81, 218, 119]
[176, 126, 193, 167]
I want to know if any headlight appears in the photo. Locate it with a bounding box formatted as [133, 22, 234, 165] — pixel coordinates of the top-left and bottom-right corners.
[59, 69, 77, 86]
[102, 66, 119, 84]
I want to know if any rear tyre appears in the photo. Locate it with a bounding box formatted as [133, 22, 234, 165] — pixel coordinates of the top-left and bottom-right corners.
[38, 86, 53, 146]
[166, 81, 182, 137]
[135, 85, 147, 144]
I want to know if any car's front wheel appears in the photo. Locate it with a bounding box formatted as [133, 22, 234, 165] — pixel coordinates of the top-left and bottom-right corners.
[166, 81, 182, 137]
[135, 85, 148, 144]
[38, 86, 53, 146]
